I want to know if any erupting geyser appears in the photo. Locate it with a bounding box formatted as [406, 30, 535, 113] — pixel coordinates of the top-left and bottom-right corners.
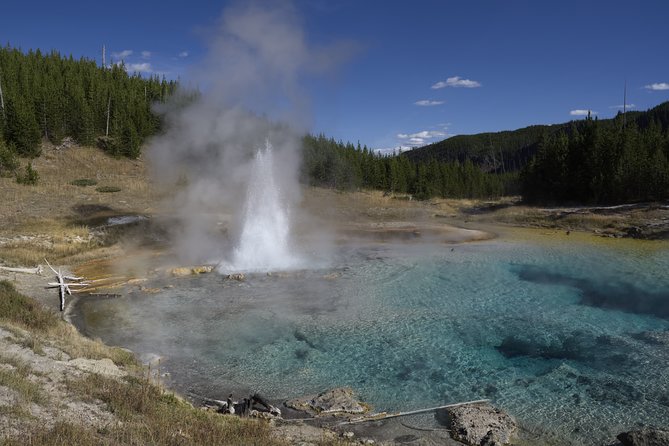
[224, 140, 303, 273]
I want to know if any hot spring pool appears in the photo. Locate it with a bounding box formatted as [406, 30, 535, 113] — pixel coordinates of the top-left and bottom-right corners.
[74, 236, 669, 445]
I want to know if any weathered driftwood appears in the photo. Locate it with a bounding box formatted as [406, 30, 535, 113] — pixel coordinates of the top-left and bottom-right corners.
[44, 259, 89, 311]
[337, 399, 490, 425]
[0, 265, 43, 275]
[197, 393, 281, 418]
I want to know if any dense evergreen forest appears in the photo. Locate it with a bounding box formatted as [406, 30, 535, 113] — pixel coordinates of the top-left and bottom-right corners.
[1, 45, 667, 204]
[0, 44, 177, 167]
[521, 111, 669, 204]
[301, 134, 517, 199]
[406, 102, 669, 203]
[404, 123, 564, 173]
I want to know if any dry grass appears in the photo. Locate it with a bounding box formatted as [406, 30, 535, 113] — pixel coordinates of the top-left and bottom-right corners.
[0, 144, 158, 267]
[0, 281, 136, 368]
[0, 403, 34, 419]
[7, 372, 289, 446]
[47, 323, 137, 368]
[0, 354, 46, 405]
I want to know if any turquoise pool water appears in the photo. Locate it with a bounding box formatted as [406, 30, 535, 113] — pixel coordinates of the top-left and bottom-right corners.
[75, 236, 669, 445]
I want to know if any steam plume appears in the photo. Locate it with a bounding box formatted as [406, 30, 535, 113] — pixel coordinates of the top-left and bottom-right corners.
[147, 2, 339, 269]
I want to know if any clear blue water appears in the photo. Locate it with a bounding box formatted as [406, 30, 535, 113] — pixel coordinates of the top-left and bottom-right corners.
[75, 237, 669, 445]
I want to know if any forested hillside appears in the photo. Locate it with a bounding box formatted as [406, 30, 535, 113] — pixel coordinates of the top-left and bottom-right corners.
[404, 124, 564, 173]
[406, 102, 669, 175]
[1, 45, 666, 204]
[0, 45, 177, 164]
[521, 110, 669, 204]
[302, 134, 517, 199]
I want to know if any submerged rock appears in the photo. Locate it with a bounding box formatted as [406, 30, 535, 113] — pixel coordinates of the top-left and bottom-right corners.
[170, 265, 214, 276]
[632, 330, 669, 346]
[617, 428, 669, 446]
[285, 387, 369, 416]
[435, 402, 516, 445]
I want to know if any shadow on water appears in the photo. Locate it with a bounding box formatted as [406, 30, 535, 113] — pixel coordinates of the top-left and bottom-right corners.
[513, 264, 669, 319]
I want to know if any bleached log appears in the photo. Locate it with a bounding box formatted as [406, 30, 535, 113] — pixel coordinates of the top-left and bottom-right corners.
[0, 73, 5, 119]
[338, 399, 490, 425]
[43, 258, 87, 311]
[0, 265, 43, 275]
[44, 259, 59, 276]
[47, 282, 89, 287]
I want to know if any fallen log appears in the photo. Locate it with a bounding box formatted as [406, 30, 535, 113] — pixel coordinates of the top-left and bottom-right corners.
[192, 392, 281, 418]
[337, 399, 490, 425]
[0, 265, 43, 275]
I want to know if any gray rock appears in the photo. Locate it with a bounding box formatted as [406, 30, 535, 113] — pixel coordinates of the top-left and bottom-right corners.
[617, 428, 669, 446]
[436, 403, 516, 445]
[480, 430, 502, 446]
[285, 387, 369, 416]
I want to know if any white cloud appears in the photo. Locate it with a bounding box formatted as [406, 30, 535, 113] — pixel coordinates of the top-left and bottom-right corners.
[141, 51, 151, 59]
[432, 76, 481, 89]
[644, 82, 669, 91]
[178, 51, 189, 58]
[112, 49, 133, 59]
[414, 99, 444, 106]
[608, 104, 636, 109]
[397, 130, 447, 146]
[570, 109, 597, 116]
[126, 62, 152, 73]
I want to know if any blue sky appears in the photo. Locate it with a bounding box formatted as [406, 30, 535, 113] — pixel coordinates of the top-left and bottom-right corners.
[2, 0, 668, 152]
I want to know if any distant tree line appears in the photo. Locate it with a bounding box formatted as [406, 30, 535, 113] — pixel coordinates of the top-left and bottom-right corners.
[2, 45, 667, 204]
[301, 134, 518, 200]
[404, 124, 559, 173]
[521, 113, 669, 204]
[0, 44, 178, 174]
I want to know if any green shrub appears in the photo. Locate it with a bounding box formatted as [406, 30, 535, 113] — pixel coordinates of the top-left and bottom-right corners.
[15, 162, 39, 185]
[0, 140, 19, 176]
[96, 186, 121, 193]
[70, 178, 98, 187]
[96, 136, 121, 158]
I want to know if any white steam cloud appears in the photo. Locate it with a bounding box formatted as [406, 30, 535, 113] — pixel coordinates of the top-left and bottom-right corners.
[147, 2, 343, 270]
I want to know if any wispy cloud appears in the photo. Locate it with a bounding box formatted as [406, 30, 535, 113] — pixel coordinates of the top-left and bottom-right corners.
[178, 51, 189, 58]
[112, 49, 133, 59]
[432, 76, 481, 89]
[570, 109, 597, 116]
[141, 51, 152, 59]
[414, 99, 444, 106]
[644, 82, 669, 91]
[397, 130, 447, 146]
[126, 62, 152, 73]
[609, 104, 636, 109]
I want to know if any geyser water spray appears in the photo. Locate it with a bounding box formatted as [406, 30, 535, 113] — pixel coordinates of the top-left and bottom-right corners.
[224, 139, 303, 272]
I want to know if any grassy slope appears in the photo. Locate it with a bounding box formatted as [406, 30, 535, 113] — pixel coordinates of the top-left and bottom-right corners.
[0, 280, 306, 446]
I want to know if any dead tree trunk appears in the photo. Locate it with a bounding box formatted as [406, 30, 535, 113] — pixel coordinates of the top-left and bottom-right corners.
[44, 259, 88, 311]
[0, 73, 5, 120]
[105, 94, 111, 137]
